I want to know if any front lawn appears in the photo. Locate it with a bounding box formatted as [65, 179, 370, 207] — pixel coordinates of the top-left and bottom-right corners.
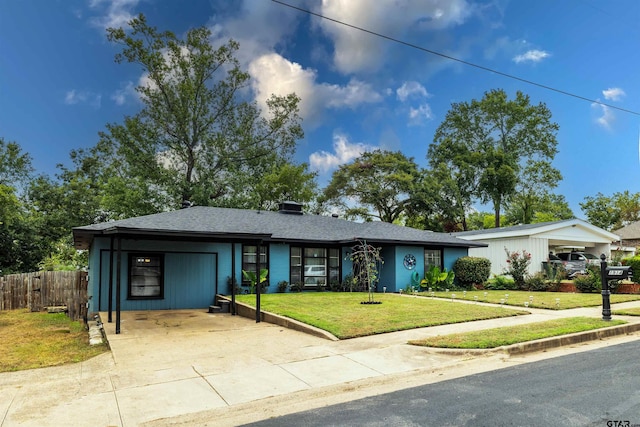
[234, 293, 527, 339]
[0, 309, 108, 372]
[409, 317, 626, 349]
[421, 290, 640, 309]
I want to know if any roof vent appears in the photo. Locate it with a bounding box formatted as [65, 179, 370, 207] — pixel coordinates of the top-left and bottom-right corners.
[278, 201, 303, 215]
[331, 213, 339, 218]
[181, 200, 193, 209]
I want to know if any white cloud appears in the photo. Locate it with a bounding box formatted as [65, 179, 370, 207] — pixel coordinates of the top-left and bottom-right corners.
[317, 0, 473, 74]
[396, 81, 429, 102]
[88, 0, 139, 30]
[408, 104, 433, 125]
[110, 81, 137, 105]
[309, 133, 374, 173]
[513, 49, 550, 64]
[592, 102, 615, 130]
[602, 87, 625, 101]
[249, 53, 382, 127]
[64, 89, 102, 108]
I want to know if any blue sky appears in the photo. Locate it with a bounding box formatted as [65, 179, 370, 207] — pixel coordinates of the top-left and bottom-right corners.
[1, 0, 639, 217]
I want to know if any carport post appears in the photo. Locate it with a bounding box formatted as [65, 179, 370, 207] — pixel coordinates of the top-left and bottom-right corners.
[116, 236, 122, 334]
[256, 240, 261, 323]
[107, 236, 114, 323]
[231, 243, 236, 315]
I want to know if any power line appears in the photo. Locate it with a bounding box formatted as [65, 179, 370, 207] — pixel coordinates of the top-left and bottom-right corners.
[272, 0, 640, 116]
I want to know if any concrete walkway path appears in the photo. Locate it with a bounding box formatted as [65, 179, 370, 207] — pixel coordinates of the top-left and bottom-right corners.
[2, 299, 640, 426]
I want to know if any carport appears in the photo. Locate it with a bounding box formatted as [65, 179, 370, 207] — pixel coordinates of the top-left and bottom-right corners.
[454, 219, 621, 276]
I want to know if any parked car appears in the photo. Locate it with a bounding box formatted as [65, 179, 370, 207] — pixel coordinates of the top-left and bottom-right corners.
[556, 252, 587, 276]
[579, 252, 601, 266]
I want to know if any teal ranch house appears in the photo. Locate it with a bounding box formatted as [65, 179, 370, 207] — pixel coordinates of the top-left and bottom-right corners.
[73, 202, 485, 318]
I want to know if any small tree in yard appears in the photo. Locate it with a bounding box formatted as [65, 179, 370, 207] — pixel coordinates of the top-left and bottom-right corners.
[504, 248, 532, 290]
[350, 240, 384, 304]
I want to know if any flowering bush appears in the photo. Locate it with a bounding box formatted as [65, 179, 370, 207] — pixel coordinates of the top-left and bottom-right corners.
[504, 248, 532, 290]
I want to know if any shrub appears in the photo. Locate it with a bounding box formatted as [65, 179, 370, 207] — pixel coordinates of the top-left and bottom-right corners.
[485, 275, 516, 290]
[621, 256, 640, 283]
[504, 248, 532, 290]
[290, 282, 304, 292]
[276, 280, 289, 293]
[454, 257, 491, 289]
[574, 267, 601, 293]
[524, 272, 557, 292]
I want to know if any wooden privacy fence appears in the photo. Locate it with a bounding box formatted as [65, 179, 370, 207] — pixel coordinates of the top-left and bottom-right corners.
[0, 271, 88, 321]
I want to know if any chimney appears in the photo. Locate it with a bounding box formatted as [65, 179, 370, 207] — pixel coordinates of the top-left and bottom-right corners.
[278, 201, 303, 215]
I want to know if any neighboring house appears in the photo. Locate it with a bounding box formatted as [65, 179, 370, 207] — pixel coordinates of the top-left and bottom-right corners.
[612, 222, 640, 258]
[453, 219, 620, 277]
[72, 202, 486, 315]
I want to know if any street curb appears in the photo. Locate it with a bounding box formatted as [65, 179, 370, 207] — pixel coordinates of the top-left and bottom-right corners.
[423, 322, 640, 356]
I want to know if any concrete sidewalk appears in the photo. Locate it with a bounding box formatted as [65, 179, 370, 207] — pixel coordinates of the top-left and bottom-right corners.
[2, 299, 640, 426]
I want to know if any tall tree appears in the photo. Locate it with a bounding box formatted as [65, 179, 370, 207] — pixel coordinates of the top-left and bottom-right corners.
[102, 14, 303, 209]
[429, 89, 560, 227]
[580, 191, 640, 231]
[408, 163, 474, 231]
[0, 137, 34, 190]
[322, 150, 420, 223]
[502, 160, 565, 225]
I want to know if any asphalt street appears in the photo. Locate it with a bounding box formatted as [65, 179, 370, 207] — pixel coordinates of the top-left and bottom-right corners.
[244, 339, 640, 427]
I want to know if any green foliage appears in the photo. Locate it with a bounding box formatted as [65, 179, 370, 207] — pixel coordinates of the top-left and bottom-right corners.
[252, 163, 318, 211]
[580, 191, 640, 231]
[99, 14, 303, 211]
[621, 256, 640, 283]
[453, 257, 491, 288]
[574, 265, 602, 293]
[276, 280, 289, 293]
[573, 274, 600, 293]
[323, 150, 420, 223]
[289, 282, 304, 292]
[504, 248, 532, 290]
[484, 275, 517, 290]
[523, 272, 557, 292]
[429, 89, 560, 228]
[242, 269, 269, 294]
[420, 266, 455, 291]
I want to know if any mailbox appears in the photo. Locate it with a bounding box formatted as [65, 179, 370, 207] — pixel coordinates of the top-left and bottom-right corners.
[604, 266, 633, 280]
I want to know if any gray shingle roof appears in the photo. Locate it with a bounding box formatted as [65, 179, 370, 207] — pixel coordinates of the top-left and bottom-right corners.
[73, 206, 486, 250]
[613, 221, 640, 239]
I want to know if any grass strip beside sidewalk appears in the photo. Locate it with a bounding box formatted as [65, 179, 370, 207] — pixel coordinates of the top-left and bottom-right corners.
[409, 317, 625, 349]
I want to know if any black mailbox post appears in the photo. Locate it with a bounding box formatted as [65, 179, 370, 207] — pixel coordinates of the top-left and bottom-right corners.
[599, 254, 633, 321]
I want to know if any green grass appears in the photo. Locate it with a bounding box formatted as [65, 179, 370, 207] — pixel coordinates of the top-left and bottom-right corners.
[420, 290, 640, 309]
[235, 293, 528, 339]
[409, 317, 626, 349]
[0, 309, 108, 372]
[612, 307, 640, 316]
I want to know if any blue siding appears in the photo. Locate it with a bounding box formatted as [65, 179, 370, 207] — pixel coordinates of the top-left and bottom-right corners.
[444, 247, 468, 272]
[91, 238, 230, 312]
[85, 235, 472, 312]
[268, 243, 290, 292]
[394, 246, 424, 292]
[379, 247, 396, 292]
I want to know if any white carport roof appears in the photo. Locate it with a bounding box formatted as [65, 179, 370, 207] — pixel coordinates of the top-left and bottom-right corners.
[453, 219, 620, 247]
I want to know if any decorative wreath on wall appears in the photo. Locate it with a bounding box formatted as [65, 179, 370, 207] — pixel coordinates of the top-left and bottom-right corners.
[403, 254, 416, 270]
